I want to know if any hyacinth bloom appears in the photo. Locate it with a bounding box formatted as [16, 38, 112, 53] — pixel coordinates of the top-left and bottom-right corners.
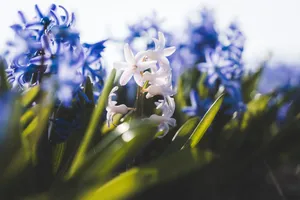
[146, 32, 176, 66]
[185, 7, 218, 64]
[125, 11, 174, 52]
[182, 90, 212, 117]
[113, 44, 156, 86]
[4, 4, 107, 105]
[106, 86, 133, 127]
[144, 84, 176, 99]
[109, 32, 176, 136]
[198, 49, 235, 87]
[149, 97, 176, 137]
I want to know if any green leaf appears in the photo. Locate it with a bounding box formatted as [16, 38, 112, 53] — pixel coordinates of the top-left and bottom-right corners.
[242, 67, 263, 103]
[197, 72, 209, 99]
[21, 105, 40, 129]
[52, 143, 66, 175]
[161, 117, 200, 156]
[0, 94, 31, 184]
[66, 69, 116, 179]
[25, 90, 54, 165]
[21, 86, 40, 108]
[100, 113, 123, 135]
[185, 94, 224, 148]
[83, 148, 214, 200]
[78, 120, 158, 182]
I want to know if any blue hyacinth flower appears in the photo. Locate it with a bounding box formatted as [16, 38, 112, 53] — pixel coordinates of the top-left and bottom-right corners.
[182, 89, 212, 117]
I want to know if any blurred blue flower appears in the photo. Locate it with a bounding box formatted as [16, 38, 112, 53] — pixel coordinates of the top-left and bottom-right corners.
[125, 11, 174, 52]
[218, 21, 245, 64]
[223, 81, 247, 114]
[185, 7, 218, 64]
[182, 90, 212, 117]
[195, 20, 246, 114]
[198, 49, 235, 88]
[4, 4, 107, 104]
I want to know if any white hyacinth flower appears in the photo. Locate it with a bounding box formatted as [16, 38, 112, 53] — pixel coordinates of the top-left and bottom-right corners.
[146, 32, 176, 66]
[149, 97, 176, 137]
[106, 86, 134, 127]
[144, 82, 176, 99]
[142, 67, 171, 86]
[114, 43, 157, 87]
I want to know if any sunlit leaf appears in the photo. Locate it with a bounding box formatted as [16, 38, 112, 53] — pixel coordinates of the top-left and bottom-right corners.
[77, 120, 158, 182]
[83, 148, 214, 200]
[161, 117, 200, 156]
[21, 86, 40, 108]
[100, 113, 123, 135]
[185, 94, 224, 148]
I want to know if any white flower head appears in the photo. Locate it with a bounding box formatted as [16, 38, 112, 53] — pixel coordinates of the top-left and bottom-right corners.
[144, 82, 176, 99]
[146, 32, 176, 66]
[149, 97, 176, 137]
[106, 86, 133, 127]
[142, 67, 171, 86]
[114, 44, 157, 87]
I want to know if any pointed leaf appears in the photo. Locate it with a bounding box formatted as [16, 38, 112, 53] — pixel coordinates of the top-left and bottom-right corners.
[82, 148, 214, 200]
[161, 117, 200, 156]
[185, 94, 224, 148]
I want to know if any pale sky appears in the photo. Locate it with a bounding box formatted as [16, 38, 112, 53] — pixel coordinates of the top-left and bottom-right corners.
[0, 0, 300, 68]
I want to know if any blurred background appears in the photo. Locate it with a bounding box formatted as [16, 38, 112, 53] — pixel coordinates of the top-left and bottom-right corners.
[1, 0, 300, 93]
[0, 0, 300, 64]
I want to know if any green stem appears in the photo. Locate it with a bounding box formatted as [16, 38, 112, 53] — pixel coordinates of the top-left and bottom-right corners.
[135, 86, 144, 117]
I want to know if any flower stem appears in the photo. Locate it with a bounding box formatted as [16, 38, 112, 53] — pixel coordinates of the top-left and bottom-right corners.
[134, 81, 148, 118]
[135, 86, 144, 117]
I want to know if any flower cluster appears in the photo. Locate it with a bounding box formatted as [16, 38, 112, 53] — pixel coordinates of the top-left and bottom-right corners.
[107, 32, 176, 136]
[4, 4, 107, 105]
[125, 11, 174, 53]
[184, 19, 246, 117]
[185, 7, 218, 64]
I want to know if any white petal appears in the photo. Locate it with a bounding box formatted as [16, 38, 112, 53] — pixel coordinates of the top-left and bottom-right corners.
[135, 50, 147, 61]
[145, 50, 157, 60]
[124, 43, 135, 65]
[167, 118, 176, 127]
[119, 69, 133, 86]
[138, 60, 157, 71]
[158, 32, 165, 49]
[146, 93, 154, 99]
[152, 38, 160, 49]
[133, 72, 144, 87]
[114, 104, 129, 114]
[160, 56, 170, 66]
[163, 47, 176, 56]
[113, 61, 128, 70]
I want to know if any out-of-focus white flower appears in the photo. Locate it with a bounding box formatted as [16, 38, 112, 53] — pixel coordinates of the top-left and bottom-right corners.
[148, 97, 176, 137]
[106, 86, 134, 127]
[113, 43, 157, 86]
[146, 32, 176, 66]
